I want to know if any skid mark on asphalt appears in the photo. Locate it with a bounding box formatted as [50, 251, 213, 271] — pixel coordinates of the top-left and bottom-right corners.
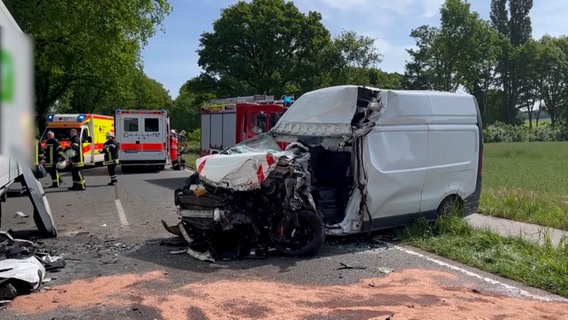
[114, 185, 130, 228]
[394, 245, 567, 302]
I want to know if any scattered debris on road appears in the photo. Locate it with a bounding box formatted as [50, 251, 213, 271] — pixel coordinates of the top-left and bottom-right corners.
[0, 231, 65, 302]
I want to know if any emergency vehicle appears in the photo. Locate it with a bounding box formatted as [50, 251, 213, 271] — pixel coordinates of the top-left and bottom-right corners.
[200, 95, 291, 156]
[115, 109, 170, 171]
[42, 113, 114, 166]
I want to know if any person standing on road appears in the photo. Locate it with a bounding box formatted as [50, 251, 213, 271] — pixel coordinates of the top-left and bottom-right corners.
[101, 131, 119, 185]
[67, 128, 86, 191]
[44, 131, 64, 188]
[169, 129, 180, 170]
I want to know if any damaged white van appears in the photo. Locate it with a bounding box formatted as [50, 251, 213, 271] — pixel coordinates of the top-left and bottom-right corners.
[165, 85, 483, 261]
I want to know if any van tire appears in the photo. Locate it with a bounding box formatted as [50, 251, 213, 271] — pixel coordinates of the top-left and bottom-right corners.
[272, 210, 325, 257]
[437, 196, 465, 217]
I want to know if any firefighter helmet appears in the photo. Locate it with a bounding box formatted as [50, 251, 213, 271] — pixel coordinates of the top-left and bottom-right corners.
[64, 149, 77, 159]
[106, 131, 114, 138]
[56, 160, 68, 170]
[170, 129, 175, 134]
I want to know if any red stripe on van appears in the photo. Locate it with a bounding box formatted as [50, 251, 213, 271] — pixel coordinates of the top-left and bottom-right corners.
[197, 159, 207, 174]
[119, 143, 163, 151]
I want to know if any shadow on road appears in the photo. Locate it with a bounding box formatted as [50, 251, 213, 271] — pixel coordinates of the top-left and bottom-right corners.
[125, 229, 401, 274]
[144, 177, 188, 191]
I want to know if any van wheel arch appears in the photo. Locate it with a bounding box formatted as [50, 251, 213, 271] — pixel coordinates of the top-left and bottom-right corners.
[437, 195, 465, 217]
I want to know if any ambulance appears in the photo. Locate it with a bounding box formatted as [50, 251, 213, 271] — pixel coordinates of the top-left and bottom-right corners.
[42, 113, 114, 166]
[114, 109, 170, 171]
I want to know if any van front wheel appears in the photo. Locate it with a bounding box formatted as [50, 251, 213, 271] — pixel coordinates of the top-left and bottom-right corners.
[272, 210, 325, 257]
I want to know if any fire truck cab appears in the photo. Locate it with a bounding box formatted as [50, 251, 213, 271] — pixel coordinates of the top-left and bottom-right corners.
[200, 95, 290, 156]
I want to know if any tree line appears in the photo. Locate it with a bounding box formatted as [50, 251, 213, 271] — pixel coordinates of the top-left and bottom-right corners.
[7, 0, 568, 138]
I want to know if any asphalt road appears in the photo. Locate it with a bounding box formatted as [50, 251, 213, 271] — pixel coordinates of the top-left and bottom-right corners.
[0, 166, 566, 319]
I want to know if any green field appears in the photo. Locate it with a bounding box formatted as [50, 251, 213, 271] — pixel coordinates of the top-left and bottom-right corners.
[480, 142, 568, 230]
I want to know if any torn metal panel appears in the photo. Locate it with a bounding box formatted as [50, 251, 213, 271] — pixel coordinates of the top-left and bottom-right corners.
[272, 85, 383, 140]
[272, 85, 359, 137]
[0, 256, 45, 291]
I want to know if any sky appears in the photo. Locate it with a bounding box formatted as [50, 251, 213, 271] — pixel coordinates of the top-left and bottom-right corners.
[141, 0, 568, 99]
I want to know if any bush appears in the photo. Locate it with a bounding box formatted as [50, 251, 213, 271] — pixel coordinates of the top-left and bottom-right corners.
[187, 128, 201, 142]
[484, 122, 563, 143]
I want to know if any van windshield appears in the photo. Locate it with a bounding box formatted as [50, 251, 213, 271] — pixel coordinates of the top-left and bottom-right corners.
[42, 128, 79, 141]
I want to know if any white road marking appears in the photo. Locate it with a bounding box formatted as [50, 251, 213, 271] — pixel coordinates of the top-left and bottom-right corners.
[394, 245, 566, 302]
[115, 199, 130, 227]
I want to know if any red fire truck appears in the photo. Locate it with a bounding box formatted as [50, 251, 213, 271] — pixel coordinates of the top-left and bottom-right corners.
[200, 95, 291, 156]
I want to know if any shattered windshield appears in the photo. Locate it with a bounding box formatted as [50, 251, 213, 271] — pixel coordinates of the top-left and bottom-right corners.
[224, 133, 282, 154]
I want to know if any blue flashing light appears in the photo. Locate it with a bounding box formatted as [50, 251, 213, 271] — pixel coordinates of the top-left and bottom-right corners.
[77, 114, 86, 122]
[116, 108, 122, 114]
[161, 108, 166, 113]
[47, 114, 54, 122]
[283, 95, 294, 107]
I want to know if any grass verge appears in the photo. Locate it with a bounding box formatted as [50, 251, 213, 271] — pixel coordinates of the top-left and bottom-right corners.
[481, 142, 568, 230]
[399, 213, 568, 297]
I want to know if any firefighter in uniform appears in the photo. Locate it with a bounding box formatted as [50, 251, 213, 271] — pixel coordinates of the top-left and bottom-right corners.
[101, 131, 119, 185]
[44, 131, 64, 188]
[67, 128, 86, 190]
[34, 135, 46, 179]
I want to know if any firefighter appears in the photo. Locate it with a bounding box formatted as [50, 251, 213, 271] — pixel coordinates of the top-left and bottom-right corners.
[44, 131, 64, 188]
[169, 129, 179, 170]
[67, 128, 86, 191]
[34, 132, 46, 179]
[101, 131, 119, 185]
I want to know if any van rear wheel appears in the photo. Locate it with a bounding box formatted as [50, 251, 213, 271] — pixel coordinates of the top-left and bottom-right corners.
[437, 196, 465, 217]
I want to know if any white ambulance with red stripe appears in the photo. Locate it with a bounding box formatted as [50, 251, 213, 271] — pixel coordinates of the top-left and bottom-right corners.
[115, 109, 170, 171]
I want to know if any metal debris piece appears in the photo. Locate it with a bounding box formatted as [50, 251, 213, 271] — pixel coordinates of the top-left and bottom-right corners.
[337, 262, 366, 270]
[161, 220, 181, 236]
[378, 267, 394, 274]
[15, 211, 29, 218]
[0, 256, 46, 296]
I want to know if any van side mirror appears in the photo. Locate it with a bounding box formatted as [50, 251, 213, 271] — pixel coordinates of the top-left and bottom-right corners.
[83, 136, 92, 143]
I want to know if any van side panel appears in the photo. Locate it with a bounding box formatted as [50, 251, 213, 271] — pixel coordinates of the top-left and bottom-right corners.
[419, 125, 479, 212]
[363, 125, 428, 225]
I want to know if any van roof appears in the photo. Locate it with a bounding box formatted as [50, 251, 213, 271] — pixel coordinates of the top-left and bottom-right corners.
[272, 85, 479, 137]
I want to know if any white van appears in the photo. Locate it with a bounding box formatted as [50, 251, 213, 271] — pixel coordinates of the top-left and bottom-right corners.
[115, 109, 170, 171]
[272, 85, 483, 234]
[194, 85, 483, 232]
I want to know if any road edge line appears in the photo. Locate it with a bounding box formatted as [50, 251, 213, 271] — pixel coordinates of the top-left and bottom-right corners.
[394, 245, 566, 302]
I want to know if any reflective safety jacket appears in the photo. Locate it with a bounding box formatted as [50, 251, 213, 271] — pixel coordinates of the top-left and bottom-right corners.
[169, 134, 178, 162]
[44, 138, 63, 167]
[36, 139, 45, 166]
[69, 135, 84, 167]
[102, 139, 119, 165]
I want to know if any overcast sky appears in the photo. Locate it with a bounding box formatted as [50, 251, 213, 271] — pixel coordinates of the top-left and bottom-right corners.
[141, 0, 568, 99]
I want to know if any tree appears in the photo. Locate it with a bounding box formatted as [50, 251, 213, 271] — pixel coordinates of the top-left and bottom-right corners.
[404, 0, 502, 121]
[325, 30, 383, 86]
[531, 36, 568, 130]
[490, 0, 534, 124]
[4, 0, 171, 130]
[197, 0, 331, 97]
[403, 25, 443, 90]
